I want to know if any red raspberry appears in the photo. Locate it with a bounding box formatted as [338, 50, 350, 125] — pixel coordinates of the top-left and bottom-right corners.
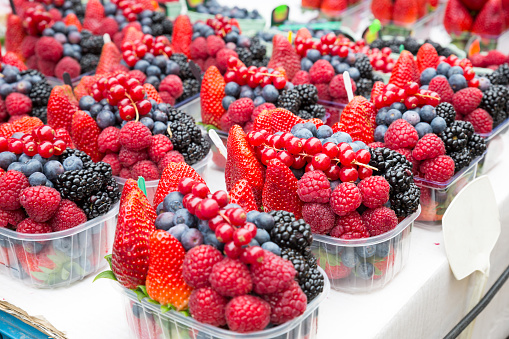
[0, 97, 8, 122]
[35, 37, 63, 62]
[159, 91, 176, 105]
[227, 98, 255, 124]
[384, 119, 419, 150]
[484, 50, 506, 67]
[412, 133, 446, 161]
[209, 258, 252, 297]
[148, 134, 174, 163]
[50, 200, 87, 231]
[357, 176, 390, 208]
[252, 103, 276, 120]
[330, 211, 370, 239]
[5, 93, 32, 116]
[98, 126, 121, 153]
[297, 170, 331, 203]
[302, 202, 335, 234]
[428, 76, 454, 103]
[262, 280, 307, 325]
[362, 207, 398, 236]
[368, 142, 386, 148]
[452, 88, 483, 116]
[157, 150, 185, 172]
[0, 171, 30, 211]
[102, 153, 121, 176]
[119, 167, 133, 179]
[315, 83, 331, 101]
[19, 186, 61, 222]
[206, 35, 225, 57]
[182, 245, 223, 289]
[0, 209, 26, 228]
[225, 295, 271, 333]
[394, 148, 420, 174]
[189, 37, 209, 60]
[420, 155, 455, 182]
[309, 60, 335, 84]
[464, 108, 493, 134]
[131, 160, 160, 181]
[243, 121, 254, 134]
[17, 219, 52, 234]
[291, 70, 311, 85]
[220, 112, 235, 132]
[119, 121, 152, 151]
[159, 75, 184, 99]
[189, 287, 228, 327]
[330, 182, 362, 216]
[216, 48, 238, 73]
[128, 70, 147, 84]
[54, 57, 81, 80]
[329, 74, 357, 99]
[250, 250, 296, 295]
[119, 147, 148, 167]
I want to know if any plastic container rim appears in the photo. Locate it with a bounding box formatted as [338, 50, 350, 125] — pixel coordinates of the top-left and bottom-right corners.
[174, 93, 200, 108]
[478, 117, 509, 142]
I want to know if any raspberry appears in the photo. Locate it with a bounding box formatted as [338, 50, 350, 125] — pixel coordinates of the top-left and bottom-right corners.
[182, 245, 223, 289]
[469, 53, 485, 67]
[0, 209, 26, 228]
[420, 155, 455, 182]
[50, 200, 88, 231]
[227, 98, 255, 124]
[243, 121, 254, 134]
[19, 186, 61, 222]
[0, 171, 30, 211]
[98, 126, 121, 153]
[17, 219, 52, 234]
[159, 91, 175, 105]
[330, 182, 362, 216]
[250, 250, 296, 295]
[301, 202, 335, 234]
[329, 74, 357, 99]
[102, 153, 121, 176]
[157, 150, 185, 172]
[119, 121, 152, 151]
[128, 70, 146, 84]
[0, 97, 8, 122]
[97, 17, 119, 37]
[452, 88, 483, 116]
[225, 295, 271, 333]
[464, 108, 493, 134]
[428, 76, 454, 103]
[220, 112, 235, 132]
[411, 133, 446, 161]
[37, 59, 56, 77]
[190, 37, 209, 60]
[330, 211, 370, 239]
[252, 103, 276, 120]
[384, 119, 419, 150]
[357, 176, 390, 208]
[119, 167, 133, 179]
[204, 57, 218, 70]
[35, 37, 63, 62]
[368, 142, 386, 148]
[209, 258, 252, 297]
[119, 147, 148, 167]
[189, 287, 228, 327]
[309, 60, 335, 84]
[206, 35, 225, 57]
[262, 280, 307, 325]
[297, 170, 331, 203]
[362, 207, 398, 236]
[54, 57, 81, 80]
[21, 36, 38, 59]
[148, 134, 174, 163]
[291, 70, 311, 85]
[484, 50, 506, 66]
[131, 160, 160, 181]
[159, 75, 184, 99]
[5, 93, 32, 116]
[216, 48, 238, 73]
[315, 83, 331, 101]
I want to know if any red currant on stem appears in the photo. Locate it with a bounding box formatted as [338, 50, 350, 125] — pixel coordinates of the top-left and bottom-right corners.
[338, 142, 352, 153]
[38, 141, 54, 158]
[312, 153, 331, 171]
[305, 162, 315, 172]
[404, 96, 419, 109]
[405, 82, 419, 95]
[240, 246, 265, 264]
[468, 78, 480, 87]
[119, 104, 136, 121]
[37, 125, 55, 142]
[224, 241, 242, 258]
[243, 222, 257, 238]
[53, 139, 66, 156]
[192, 183, 209, 198]
[182, 193, 195, 209]
[215, 223, 234, 243]
[208, 215, 224, 231]
[285, 137, 303, 155]
[322, 142, 338, 159]
[211, 190, 229, 207]
[137, 100, 152, 116]
[23, 141, 38, 156]
[261, 148, 277, 165]
[277, 150, 294, 167]
[358, 166, 373, 179]
[195, 198, 219, 220]
[233, 228, 253, 246]
[247, 131, 266, 147]
[292, 155, 307, 169]
[355, 149, 371, 164]
[339, 149, 355, 166]
[186, 197, 203, 215]
[226, 208, 246, 226]
[0, 137, 7, 152]
[325, 164, 341, 181]
[339, 166, 358, 182]
[303, 137, 322, 155]
[129, 85, 145, 101]
[179, 178, 196, 195]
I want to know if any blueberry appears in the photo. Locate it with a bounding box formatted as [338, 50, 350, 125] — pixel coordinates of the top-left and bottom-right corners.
[54, 236, 83, 259]
[333, 63, 349, 74]
[294, 128, 313, 139]
[317, 125, 333, 139]
[181, 228, 204, 250]
[100, 99, 109, 106]
[167, 224, 189, 241]
[261, 241, 281, 255]
[420, 85, 429, 90]
[322, 137, 336, 145]
[152, 110, 168, 123]
[142, 26, 152, 34]
[419, 105, 436, 122]
[32, 154, 47, 166]
[402, 110, 420, 126]
[11, 132, 24, 139]
[246, 239, 260, 247]
[301, 58, 313, 72]
[18, 154, 31, 164]
[330, 180, 341, 191]
[419, 68, 436, 86]
[140, 117, 154, 130]
[262, 85, 279, 103]
[42, 28, 55, 36]
[157, 103, 169, 113]
[21, 159, 43, 177]
[0, 84, 13, 97]
[43, 160, 65, 181]
[356, 262, 374, 279]
[376, 110, 388, 126]
[153, 121, 167, 135]
[134, 60, 150, 73]
[52, 21, 67, 33]
[436, 62, 451, 76]
[355, 245, 376, 258]
[166, 60, 180, 75]
[156, 202, 165, 215]
[222, 96, 236, 110]
[322, 54, 331, 62]
[291, 123, 305, 135]
[253, 96, 266, 106]
[16, 80, 32, 94]
[96, 110, 116, 129]
[237, 35, 251, 48]
[345, 52, 356, 65]
[63, 156, 83, 171]
[155, 212, 175, 231]
[163, 192, 184, 212]
[254, 228, 270, 244]
[448, 65, 464, 78]
[152, 56, 167, 70]
[197, 219, 211, 234]
[448, 74, 467, 92]
[79, 96, 95, 110]
[306, 49, 321, 62]
[415, 122, 433, 139]
[254, 213, 275, 230]
[284, 82, 295, 90]
[375, 241, 390, 257]
[354, 140, 368, 150]
[204, 232, 224, 250]
[341, 248, 359, 268]
[332, 131, 352, 143]
[89, 103, 103, 118]
[224, 203, 242, 210]
[385, 109, 402, 125]
[431, 116, 447, 134]
[349, 142, 360, 152]
[68, 31, 81, 44]
[224, 82, 240, 97]
[246, 210, 260, 223]
[145, 65, 161, 77]
[7, 162, 22, 172]
[28, 172, 48, 186]
[478, 77, 491, 91]
[174, 208, 196, 227]
[303, 122, 317, 136]
[239, 87, 254, 99]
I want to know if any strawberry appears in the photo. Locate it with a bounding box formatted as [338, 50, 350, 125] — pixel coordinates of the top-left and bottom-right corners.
[84, 0, 105, 21]
[96, 39, 122, 75]
[14, 245, 59, 283]
[270, 108, 305, 133]
[333, 96, 376, 144]
[71, 110, 104, 162]
[295, 28, 313, 41]
[373, 250, 395, 280]
[389, 51, 420, 88]
[12, 116, 44, 134]
[371, 0, 393, 23]
[370, 81, 385, 103]
[322, 261, 352, 279]
[64, 13, 82, 31]
[171, 15, 193, 58]
[262, 159, 302, 219]
[112, 179, 157, 289]
[47, 85, 79, 132]
[146, 230, 193, 310]
[252, 109, 273, 133]
[122, 26, 144, 47]
[153, 162, 205, 208]
[200, 66, 226, 128]
[320, 0, 348, 16]
[393, 0, 419, 25]
[444, 0, 474, 33]
[268, 35, 301, 81]
[5, 14, 26, 61]
[225, 125, 265, 208]
[416, 43, 439, 72]
[460, 0, 486, 10]
[229, 179, 258, 212]
[143, 83, 163, 104]
[472, 0, 505, 36]
[2, 52, 27, 71]
[0, 123, 15, 138]
[54, 128, 75, 148]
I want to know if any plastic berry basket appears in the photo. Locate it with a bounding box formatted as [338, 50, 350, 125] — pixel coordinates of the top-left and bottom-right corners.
[117, 267, 330, 339]
[207, 129, 228, 170]
[114, 151, 212, 205]
[476, 117, 509, 176]
[317, 100, 347, 127]
[0, 202, 119, 288]
[45, 71, 95, 88]
[175, 94, 201, 123]
[311, 206, 420, 294]
[186, 12, 266, 36]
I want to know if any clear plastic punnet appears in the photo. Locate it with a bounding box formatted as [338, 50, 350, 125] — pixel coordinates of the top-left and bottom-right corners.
[317, 100, 347, 127]
[175, 94, 201, 122]
[208, 130, 228, 170]
[0, 203, 119, 288]
[476, 118, 509, 176]
[311, 206, 420, 293]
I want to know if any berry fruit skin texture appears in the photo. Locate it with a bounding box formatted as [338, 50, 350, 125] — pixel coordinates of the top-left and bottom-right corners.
[225, 295, 271, 333]
[297, 170, 331, 203]
[309, 60, 335, 84]
[119, 121, 153, 151]
[209, 258, 253, 297]
[5, 93, 32, 116]
[263, 280, 307, 325]
[188, 287, 228, 327]
[357, 176, 390, 208]
[330, 182, 362, 216]
[302, 203, 335, 234]
[0, 170, 30, 211]
[182, 245, 223, 289]
[464, 108, 493, 134]
[384, 119, 419, 150]
[17, 219, 52, 234]
[148, 135, 173, 163]
[420, 155, 455, 182]
[330, 211, 370, 239]
[250, 250, 296, 295]
[362, 206, 398, 236]
[452, 87, 483, 116]
[20, 186, 61, 222]
[131, 161, 160, 181]
[227, 98, 255, 125]
[50, 199, 88, 232]
[98, 127, 121, 154]
[412, 133, 446, 161]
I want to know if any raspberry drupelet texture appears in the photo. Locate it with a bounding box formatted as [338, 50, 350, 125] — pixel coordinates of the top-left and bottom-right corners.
[17, 219, 52, 234]
[148, 135, 174, 163]
[98, 127, 121, 154]
[301, 202, 335, 234]
[19, 186, 61, 222]
[119, 121, 153, 151]
[0, 170, 30, 211]
[225, 295, 271, 333]
[189, 287, 228, 327]
[263, 280, 307, 325]
[362, 206, 398, 236]
[384, 119, 419, 150]
[330, 211, 370, 239]
[182, 245, 223, 289]
[250, 251, 296, 295]
[297, 170, 331, 203]
[330, 182, 362, 216]
[209, 258, 253, 297]
[412, 133, 446, 161]
[357, 176, 390, 208]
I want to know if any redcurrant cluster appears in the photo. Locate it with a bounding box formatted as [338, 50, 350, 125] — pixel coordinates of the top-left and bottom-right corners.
[0, 126, 66, 158]
[247, 130, 374, 182]
[121, 34, 172, 67]
[111, 0, 143, 22]
[91, 73, 151, 121]
[439, 55, 478, 87]
[294, 32, 369, 57]
[204, 14, 240, 38]
[373, 82, 441, 110]
[368, 47, 396, 73]
[24, 5, 53, 36]
[224, 57, 287, 89]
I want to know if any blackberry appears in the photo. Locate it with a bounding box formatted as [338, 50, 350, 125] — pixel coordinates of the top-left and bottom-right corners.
[297, 109, 313, 120]
[281, 248, 310, 283]
[495, 63, 509, 85]
[440, 48, 454, 58]
[355, 78, 373, 97]
[449, 148, 472, 172]
[452, 121, 474, 140]
[59, 149, 92, 166]
[151, 23, 164, 37]
[88, 162, 113, 185]
[435, 102, 456, 127]
[440, 125, 468, 153]
[181, 138, 210, 165]
[468, 134, 487, 158]
[424, 39, 442, 53]
[370, 39, 384, 50]
[162, 19, 173, 35]
[151, 11, 165, 23]
[80, 191, 113, 220]
[29, 81, 52, 107]
[249, 37, 266, 60]
[299, 266, 324, 302]
[31, 106, 47, 123]
[294, 84, 318, 106]
[354, 54, 373, 79]
[168, 118, 197, 151]
[235, 47, 253, 66]
[80, 31, 104, 54]
[80, 54, 100, 74]
[480, 85, 509, 127]
[369, 147, 412, 175]
[390, 183, 420, 218]
[178, 78, 200, 102]
[403, 37, 420, 54]
[384, 165, 413, 193]
[20, 69, 45, 78]
[54, 168, 103, 201]
[102, 176, 121, 203]
[269, 210, 313, 252]
[170, 53, 193, 79]
[372, 73, 384, 83]
[277, 89, 301, 114]
[304, 104, 326, 120]
[486, 71, 503, 86]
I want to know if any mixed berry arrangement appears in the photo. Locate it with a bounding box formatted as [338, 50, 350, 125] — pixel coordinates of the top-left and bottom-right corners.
[192, 0, 263, 19]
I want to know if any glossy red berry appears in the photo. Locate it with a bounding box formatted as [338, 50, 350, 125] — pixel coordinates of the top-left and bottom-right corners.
[178, 178, 196, 195]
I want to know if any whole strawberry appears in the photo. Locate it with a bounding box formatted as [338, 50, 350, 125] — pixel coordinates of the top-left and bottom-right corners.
[228, 179, 258, 212]
[20, 186, 61, 222]
[47, 85, 79, 133]
[200, 66, 226, 128]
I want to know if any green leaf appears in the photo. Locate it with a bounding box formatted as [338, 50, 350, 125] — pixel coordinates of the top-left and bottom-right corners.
[93, 270, 118, 282]
[179, 310, 190, 317]
[160, 305, 171, 314]
[146, 298, 159, 305]
[133, 289, 147, 303]
[61, 267, 70, 281]
[104, 254, 113, 270]
[137, 285, 148, 297]
[196, 122, 218, 131]
[39, 266, 55, 274]
[31, 271, 49, 281]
